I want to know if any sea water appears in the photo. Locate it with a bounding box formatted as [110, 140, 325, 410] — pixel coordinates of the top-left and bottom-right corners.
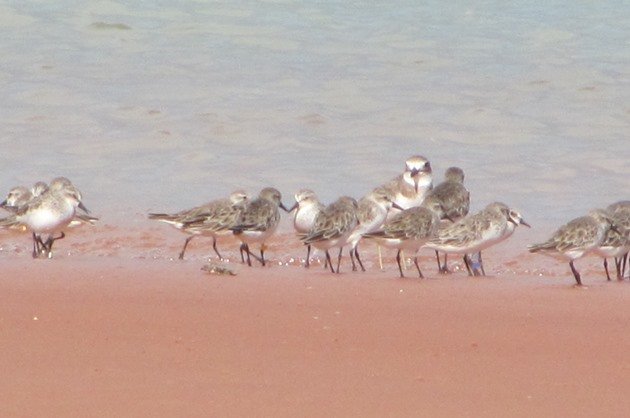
[1, 1, 628, 252]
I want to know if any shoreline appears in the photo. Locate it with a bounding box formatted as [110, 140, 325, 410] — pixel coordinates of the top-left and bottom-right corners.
[1, 222, 618, 276]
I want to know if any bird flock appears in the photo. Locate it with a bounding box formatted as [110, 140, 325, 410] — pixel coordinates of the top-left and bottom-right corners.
[1, 156, 628, 286]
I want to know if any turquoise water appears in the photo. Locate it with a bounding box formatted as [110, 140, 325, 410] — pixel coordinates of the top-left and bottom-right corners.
[1, 1, 628, 243]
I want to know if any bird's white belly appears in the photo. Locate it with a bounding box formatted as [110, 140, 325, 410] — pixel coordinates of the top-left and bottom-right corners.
[238, 224, 277, 244]
[294, 211, 318, 234]
[23, 208, 73, 233]
[595, 245, 627, 258]
[477, 225, 507, 250]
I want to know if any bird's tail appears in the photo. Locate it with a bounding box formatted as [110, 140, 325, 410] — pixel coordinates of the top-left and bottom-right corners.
[527, 242, 552, 253]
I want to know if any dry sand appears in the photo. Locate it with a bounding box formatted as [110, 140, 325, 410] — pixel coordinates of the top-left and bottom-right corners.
[1, 246, 629, 417]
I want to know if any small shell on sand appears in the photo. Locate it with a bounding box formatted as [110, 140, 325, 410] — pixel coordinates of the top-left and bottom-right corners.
[201, 263, 236, 276]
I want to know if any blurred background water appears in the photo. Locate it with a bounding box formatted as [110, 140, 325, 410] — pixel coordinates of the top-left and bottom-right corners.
[1, 0, 628, 247]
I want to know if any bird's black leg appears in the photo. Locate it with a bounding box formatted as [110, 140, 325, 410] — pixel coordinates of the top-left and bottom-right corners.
[414, 256, 424, 278]
[325, 250, 334, 273]
[396, 250, 405, 278]
[463, 255, 473, 276]
[211, 237, 223, 260]
[569, 260, 582, 286]
[305, 244, 311, 268]
[179, 236, 195, 260]
[354, 245, 365, 272]
[336, 247, 343, 273]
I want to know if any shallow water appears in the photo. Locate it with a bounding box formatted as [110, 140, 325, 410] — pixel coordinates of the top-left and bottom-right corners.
[1, 1, 628, 248]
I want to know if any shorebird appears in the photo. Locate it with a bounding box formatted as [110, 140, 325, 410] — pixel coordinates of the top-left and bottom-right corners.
[301, 196, 358, 273]
[362, 206, 440, 278]
[422, 166, 470, 273]
[289, 189, 324, 267]
[1, 180, 98, 247]
[0, 177, 89, 258]
[149, 190, 249, 260]
[425, 202, 529, 276]
[347, 187, 402, 272]
[230, 187, 288, 267]
[0, 186, 33, 211]
[594, 202, 630, 280]
[374, 155, 434, 269]
[528, 209, 618, 286]
[380, 155, 433, 213]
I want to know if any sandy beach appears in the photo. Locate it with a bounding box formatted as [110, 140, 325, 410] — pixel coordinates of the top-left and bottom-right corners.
[1, 1, 628, 416]
[1, 245, 628, 417]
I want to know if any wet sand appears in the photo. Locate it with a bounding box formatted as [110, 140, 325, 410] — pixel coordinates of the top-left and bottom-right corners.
[1, 249, 629, 417]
